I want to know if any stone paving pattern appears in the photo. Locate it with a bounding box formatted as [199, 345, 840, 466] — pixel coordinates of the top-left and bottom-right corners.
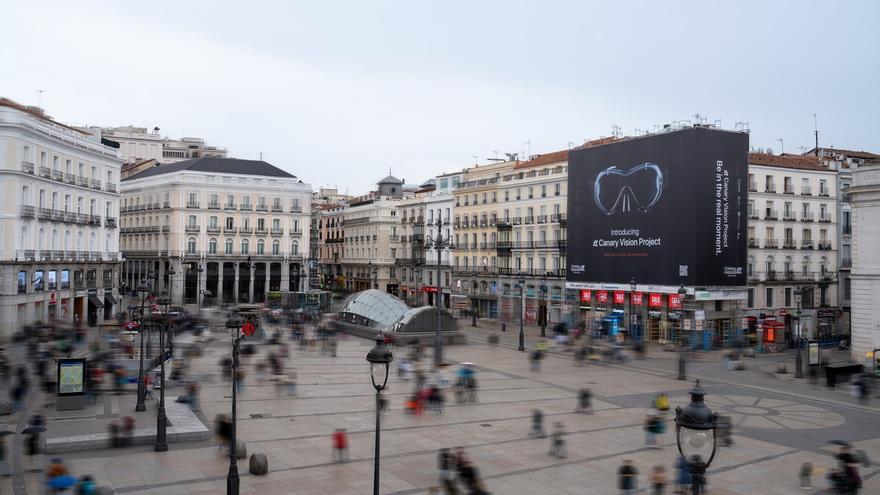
[4, 319, 880, 494]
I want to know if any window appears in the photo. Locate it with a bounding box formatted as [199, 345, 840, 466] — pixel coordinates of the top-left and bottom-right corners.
[291, 241, 299, 255]
[528, 186, 534, 199]
[766, 287, 773, 307]
[61, 269, 70, 290]
[241, 239, 249, 254]
[504, 191, 509, 202]
[188, 215, 197, 227]
[34, 270, 44, 292]
[257, 239, 265, 254]
[208, 238, 217, 254]
[257, 218, 265, 231]
[785, 287, 792, 307]
[272, 240, 280, 255]
[209, 216, 218, 228]
[226, 217, 234, 229]
[272, 219, 280, 230]
[17, 271, 27, 294]
[188, 192, 198, 206]
[541, 185, 547, 197]
[225, 239, 234, 254]
[187, 238, 197, 254]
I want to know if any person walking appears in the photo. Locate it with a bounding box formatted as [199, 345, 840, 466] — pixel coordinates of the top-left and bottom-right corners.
[529, 409, 546, 438]
[644, 411, 662, 448]
[548, 422, 566, 459]
[575, 388, 593, 414]
[799, 462, 813, 490]
[618, 459, 639, 495]
[650, 465, 667, 495]
[437, 448, 459, 495]
[332, 428, 349, 463]
[674, 456, 691, 494]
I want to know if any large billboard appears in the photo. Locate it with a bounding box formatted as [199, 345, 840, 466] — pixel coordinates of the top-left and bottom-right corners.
[567, 127, 748, 287]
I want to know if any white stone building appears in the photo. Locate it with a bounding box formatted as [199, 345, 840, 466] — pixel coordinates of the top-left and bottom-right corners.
[90, 125, 227, 164]
[120, 157, 311, 305]
[0, 98, 123, 333]
[745, 152, 840, 343]
[847, 162, 880, 361]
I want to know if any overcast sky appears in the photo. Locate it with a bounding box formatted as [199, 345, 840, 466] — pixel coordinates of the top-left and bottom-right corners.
[3, 1, 878, 193]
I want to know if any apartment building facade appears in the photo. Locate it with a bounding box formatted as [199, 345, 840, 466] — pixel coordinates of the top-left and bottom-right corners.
[745, 153, 840, 344]
[120, 157, 311, 305]
[847, 162, 880, 360]
[0, 98, 123, 332]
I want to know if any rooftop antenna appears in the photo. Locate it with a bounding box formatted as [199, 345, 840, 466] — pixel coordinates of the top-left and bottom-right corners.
[568, 141, 575, 149]
[524, 138, 531, 159]
[812, 113, 819, 155]
[776, 138, 784, 154]
[36, 89, 45, 108]
[610, 123, 621, 138]
[259, 152, 263, 160]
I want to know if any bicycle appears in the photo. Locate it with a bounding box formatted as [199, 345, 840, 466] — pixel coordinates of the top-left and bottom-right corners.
[765, 343, 785, 353]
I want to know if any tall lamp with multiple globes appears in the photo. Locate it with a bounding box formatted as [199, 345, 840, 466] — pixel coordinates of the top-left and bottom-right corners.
[135, 281, 151, 412]
[674, 380, 719, 494]
[677, 284, 688, 380]
[366, 335, 393, 495]
[224, 314, 245, 495]
[794, 286, 804, 378]
[155, 292, 172, 452]
[517, 273, 526, 351]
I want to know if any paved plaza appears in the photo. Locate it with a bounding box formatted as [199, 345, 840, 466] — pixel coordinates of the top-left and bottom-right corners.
[4, 321, 880, 494]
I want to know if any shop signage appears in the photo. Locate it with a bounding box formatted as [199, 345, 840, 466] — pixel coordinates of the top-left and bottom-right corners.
[668, 311, 682, 320]
[596, 291, 609, 304]
[649, 293, 663, 308]
[817, 308, 839, 318]
[694, 310, 705, 321]
[648, 310, 662, 318]
[595, 306, 608, 311]
[632, 292, 643, 306]
[423, 286, 439, 293]
[668, 293, 682, 310]
[49, 292, 57, 305]
[579, 289, 592, 302]
[613, 291, 625, 304]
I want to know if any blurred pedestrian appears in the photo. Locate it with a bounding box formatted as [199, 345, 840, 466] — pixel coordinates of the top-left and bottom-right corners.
[186, 382, 200, 411]
[674, 456, 691, 494]
[332, 428, 349, 462]
[437, 448, 459, 494]
[575, 388, 593, 414]
[799, 462, 812, 490]
[644, 411, 662, 448]
[618, 459, 639, 495]
[548, 422, 566, 459]
[529, 409, 546, 438]
[234, 368, 246, 395]
[650, 465, 667, 495]
[530, 350, 542, 372]
[76, 475, 97, 495]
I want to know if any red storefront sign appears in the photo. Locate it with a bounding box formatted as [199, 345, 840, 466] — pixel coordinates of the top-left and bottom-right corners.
[613, 291, 625, 304]
[596, 291, 609, 304]
[422, 286, 439, 293]
[668, 294, 682, 310]
[579, 289, 591, 302]
[649, 293, 663, 308]
[631, 292, 643, 306]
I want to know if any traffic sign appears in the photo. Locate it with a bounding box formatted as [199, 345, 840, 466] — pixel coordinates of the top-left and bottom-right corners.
[242, 321, 256, 337]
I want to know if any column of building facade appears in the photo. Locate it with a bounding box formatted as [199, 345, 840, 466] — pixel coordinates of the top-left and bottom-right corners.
[233, 263, 240, 303]
[264, 264, 270, 298]
[248, 264, 255, 303]
[158, 260, 166, 297]
[281, 261, 290, 293]
[217, 263, 224, 302]
[198, 259, 207, 306]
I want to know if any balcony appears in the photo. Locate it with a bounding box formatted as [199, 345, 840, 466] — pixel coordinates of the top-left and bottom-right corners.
[39, 166, 51, 178]
[106, 183, 118, 193]
[748, 183, 757, 192]
[224, 226, 237, 233]
[536, 215, 548, 224]
[256, 204, 268, 212]
[764, 239, 779, 249]
[461, 220, 469, 228]
[271, 205, 284, 213]
[496, 241, 513, 250]
[819, 190, 830, 198]
[801, 186, 812, 196]
[290, 205, 303, 213]
[291, 230, 304, 237]
[764, 210, 778, 221]
[801, 240, 814, 249]
[783, 240, 796, 249]
[271, 228, 284, 236]
[64, 173, 76, 184]
[239, 227, 253, 235]
[783, 212, 797, 221]
[38, 207, 53, 221]
[524, 216, 535, 224]
[240, 204, 252, 211]
[106, 217, 117, 228]
[817, 241, 832, 250]
[748, 211, 759, 220]
[819, 272, 837, 283]
[765, 270, 778, 281]
[748, 272, 761, 283]
[783, 271, 796, 281]
[185, 224, 201, 233]
[511, 217, 522, 225]
[748, 238, 759, 248]
[52, 170, 64, 182]
[78, 177, 90, 188]
[19, 205, 35, 218]
[818, 214, 832, 223]
[841, 258, 852, 268]
[783, 187, 794, 195]
[207, 225, 221, 234]
[255, 228, 268, 236]
[163, 201, 171, 209]
[551, 213, 567, 223]
[765, 184, 776, 193]
[186, 201, 200, 209]
[207, 202, 221, 210]
[161, 225, 170, 233]
[21, 161, 35, 174]
[224, 203, 237, 210]
[801, 212, 814, 222]
[843, 225, 852, 235]
[90, 179, 102, 190]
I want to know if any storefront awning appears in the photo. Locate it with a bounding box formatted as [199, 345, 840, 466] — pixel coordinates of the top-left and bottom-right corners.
[88, 294, 104, 308]
[105, 294, 118, 305]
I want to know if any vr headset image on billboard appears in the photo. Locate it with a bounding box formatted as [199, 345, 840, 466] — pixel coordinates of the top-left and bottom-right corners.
[567, 127, 748, 287]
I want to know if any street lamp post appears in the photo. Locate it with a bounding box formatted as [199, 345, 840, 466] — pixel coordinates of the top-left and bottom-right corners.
[366, 335, 393, 495]
[539, 278, 547, 338]
[371, 264, 378, 291]
[471, 271, 478, 327]
[224, 314, 245, 495]
[629, 278, 637, 341]
[518, 273, 526, 351]
[794, 286, 804, 378]
[155, 293, 172, 452]
[168, 268, 176, 305]
[426, 219, 452, 369]
[197, 266, 204, 310]
[674, 380, 719, 494]
[135, 281, 150, 412]
[414, 267, 421, 306]
[678, 285, 688, 380]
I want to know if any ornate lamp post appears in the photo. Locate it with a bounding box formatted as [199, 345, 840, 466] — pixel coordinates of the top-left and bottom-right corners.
[371, 263, 378, 291]
[539, 277, 547, 338]
[518, 273, 526, 351]
[677, 285, 688, 380]
[197, 265, 204, 310]
[471, 271, 478, 327]
[135, 281, 150, 412]
[155, 293, 172, 452]
[414, 267, 422, 306]
[794, 286, 804, 378]
[426, 220, 452, 368]
[224, 314, 245, 495]
[674, 380, 719, 494]
[366, 335, 393, 495]
[168, 268, 176, 305]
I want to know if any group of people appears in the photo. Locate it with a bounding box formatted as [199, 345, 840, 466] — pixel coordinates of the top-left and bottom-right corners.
[436, 447, 489, 494]
[618, 457, 693, 495]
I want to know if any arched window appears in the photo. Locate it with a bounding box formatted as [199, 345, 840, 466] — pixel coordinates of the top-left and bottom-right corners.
[64, 230, 70, 252]
[225, 238, 234, 255]
[187, 237, 197, 254]
[20, 226, 28, 250]
[801, 255, 810, 276]
[291, 241, 299, 256]
[38, 228, 45, 251]
[51, 229, 58, 251]
[89, 233, 96, 253]
[208, 238, 218, 255]
[257, 239, 265, 255]
[241, 239, 249, 255]
[820, 256, 828, 275]
[783, 256, 792, 278]
[272, 240, 280, 255]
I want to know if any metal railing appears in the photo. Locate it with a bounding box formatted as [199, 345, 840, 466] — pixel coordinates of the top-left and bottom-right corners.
[186, 201, 200, 209]
[90, 179, 102, 190]
[256, 204, 268, 212]
[21, 161, 35, 174]
[207, 202, 221, 209]
[801, 212, 814, 222]
[39, 166, 51, 178]
[225, 203, 237, 210]
[801, 240, 814, 249]
[801, 186, 812, 196]
[106, 183, 118, 193]
[185, 224, 201, 233]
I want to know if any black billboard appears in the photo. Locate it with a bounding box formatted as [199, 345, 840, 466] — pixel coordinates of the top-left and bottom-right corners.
[567, 127, 748, 287]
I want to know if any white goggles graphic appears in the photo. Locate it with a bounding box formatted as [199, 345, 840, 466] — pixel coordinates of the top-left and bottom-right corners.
[593, 162, 664, 215]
